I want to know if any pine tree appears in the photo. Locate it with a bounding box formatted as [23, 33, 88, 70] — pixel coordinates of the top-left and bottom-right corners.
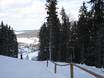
[60, 7, 71, 61]
[88, 0, 104, 26]
[77, 2, 90, 64]
[38, 23, 49, 60]
[88, 0, 104, 67]
[0, 21, 18, 58]
[0, 21, 4, 55]
[71, 21, 80, 63]
[46, 0, 61, 61]
[9, 28, 18, 58]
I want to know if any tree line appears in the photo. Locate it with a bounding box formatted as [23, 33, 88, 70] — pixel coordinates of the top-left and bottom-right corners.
[38, 0, 104, 67]
[0, 21, 18, 58]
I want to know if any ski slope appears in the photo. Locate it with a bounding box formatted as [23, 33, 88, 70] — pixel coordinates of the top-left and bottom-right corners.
[0, 55, 100, 78]
[78, 64, 104, 77]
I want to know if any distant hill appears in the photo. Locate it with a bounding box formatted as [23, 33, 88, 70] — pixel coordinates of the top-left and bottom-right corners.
[15, 30, 39, 38]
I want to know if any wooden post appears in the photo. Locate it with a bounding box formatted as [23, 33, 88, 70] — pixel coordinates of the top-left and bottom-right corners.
[70, 63, 74, 78]
[54, 64, 57, 74]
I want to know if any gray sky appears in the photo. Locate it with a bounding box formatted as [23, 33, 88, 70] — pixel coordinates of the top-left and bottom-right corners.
[0, 0, 88, 30]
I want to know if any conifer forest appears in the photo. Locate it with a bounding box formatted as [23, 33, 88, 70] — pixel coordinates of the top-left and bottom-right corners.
[38, 0, 104, 68]
[0, 0, 104, 68]
[0, 21, 18, 58]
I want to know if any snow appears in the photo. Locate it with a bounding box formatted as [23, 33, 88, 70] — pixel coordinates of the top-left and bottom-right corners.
[18, 42, 39, 60]
[17, 36, 39, 60]
[0, 55, 100, 78]
[47, 62, 96, 78]
[78, 64, 104, 77]
[0, 56, 57, 78]
[18, 51, 38, 60]
[15, 31, 24, 34]
[17, 37, 39, 45]
[14, 30, 104, 78]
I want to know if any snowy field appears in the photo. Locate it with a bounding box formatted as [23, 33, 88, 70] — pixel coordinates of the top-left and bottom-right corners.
[1, 55, 104, 78]
[13, 31, 104, 78]
[18, 51, 38, 60]
[15, 31, 24, 34]
[17, 37, 39, 45]
[78, 64, 104, 77]
[17, 32, 39, 61]
[16, 30, 39, 45]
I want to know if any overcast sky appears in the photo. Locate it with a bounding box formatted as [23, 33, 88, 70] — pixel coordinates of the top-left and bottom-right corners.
[0, 0, 88, 31]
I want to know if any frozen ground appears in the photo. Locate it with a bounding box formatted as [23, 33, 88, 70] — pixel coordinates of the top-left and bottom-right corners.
[78, 64, 104, 77]
[13, 31, 104, 78]
[17, 37, 39, 45]
[15, 31, 24, 34]
[0, 55, 102, 78]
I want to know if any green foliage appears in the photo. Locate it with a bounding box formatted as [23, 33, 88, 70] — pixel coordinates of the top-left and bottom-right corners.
[87, 0, 104, 67]
[46, 0, 61, 61]
[60, 7, 71, 62]
[39, 0, 104, 67]
[0, 21, 18, 58]
[38, 23, 49, 60]
[77, 2, 90, 62]
[76, 0, 104, 67]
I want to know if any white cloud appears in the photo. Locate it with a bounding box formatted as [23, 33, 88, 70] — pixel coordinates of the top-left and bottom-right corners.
[58, 0, 86, 20]
[16, 1, 45, 15]
[0, 0, 15, 5]
[0, 0, 46, 30]
[0, 0, 89, 30]
[0, 0, 32, 9]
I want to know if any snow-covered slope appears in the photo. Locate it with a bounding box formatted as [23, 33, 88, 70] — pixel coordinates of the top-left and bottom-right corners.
[15, 30, 39, 60]
[0, 55, 99, 78]
[78, 64, 104, 77]
[0, 55, 56, 78]
[15, 31, 24, 34]
[17, 37, 39, 45]
[15, 30, 39, 38]
[15, 30, 39, 45]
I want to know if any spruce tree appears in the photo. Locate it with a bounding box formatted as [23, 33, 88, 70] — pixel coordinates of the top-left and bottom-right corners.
[88, 0, 104, 67]
[0, 21, 4, 55]
[38, 23, 49, 60]
[46, 0, 61, 61]
[0, 21, 18, 58]
[60, 7, 71, 61]
[77, 2, 90, 64]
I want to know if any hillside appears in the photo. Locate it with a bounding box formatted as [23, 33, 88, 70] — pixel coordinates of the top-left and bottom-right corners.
[15, 30, 39, 60]
[0, 55, 99, 78]
[15, 30, 39, 45]
[16, 30, 39, 38]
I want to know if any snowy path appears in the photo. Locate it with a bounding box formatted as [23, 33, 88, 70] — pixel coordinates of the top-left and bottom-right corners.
[46, 61, 96, 78]
[0, 55, 99, 78]
[74, 64, 104, 78]
[0, 56, 59, 78]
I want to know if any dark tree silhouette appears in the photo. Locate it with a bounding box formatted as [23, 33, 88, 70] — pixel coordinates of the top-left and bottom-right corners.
[46, 0, 61, 61]
[38, 23, 49, 60]
[60, 7, 71, 62]
[0, 21, 18, 58]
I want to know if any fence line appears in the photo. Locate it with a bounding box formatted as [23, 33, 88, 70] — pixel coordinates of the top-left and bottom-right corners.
[46, 61, 104, 78]
[50, 61, 70, 66]
[74, 64, 104, 78]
